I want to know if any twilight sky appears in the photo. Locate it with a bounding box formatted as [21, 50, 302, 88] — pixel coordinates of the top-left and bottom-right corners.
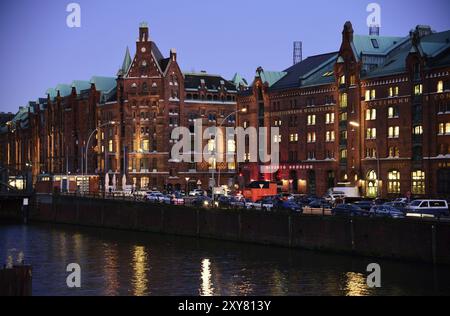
[0, 0, 449, 113]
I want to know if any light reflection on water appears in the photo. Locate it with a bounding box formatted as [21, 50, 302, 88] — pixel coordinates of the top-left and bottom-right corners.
[0, 222, 449, 296]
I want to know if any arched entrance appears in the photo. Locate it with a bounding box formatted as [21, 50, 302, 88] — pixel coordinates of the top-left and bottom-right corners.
[366, 170, 378, 198]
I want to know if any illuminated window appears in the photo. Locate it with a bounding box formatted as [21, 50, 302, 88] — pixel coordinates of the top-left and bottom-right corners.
[412, 170, 426, 195]
[339, 75, 346, 85]
[340, 149, 348, 160]
[142, 139, 149, 151]
[339, 112, 347, 122]
[274, 120, 282, 127]
[325, 113, 335, 124]
[389, 86, 399, 97]
[290, 134, 298, 142]
[340, 93, 348, 108]
[340, 130, 348, 140]
[366, 147, 377, 158]
[228, 162, 236, 170]
[438, 123, 450, 135]
[388, 170, 401, 194]
[108, 140, 113, 152]
[413, 125, 423, 135]
[388, 126, 400, 138]
[389, 146, 400, 158]
[414, 84, 423, 95]
[366, 128, 377, 139]
[350, 75, 356, 86]
[365, 108, 376, 120]
[307, 132, 316, 143]
[388, 106, 399, 118]
[326, 131, 335, 142]
[307, 115, 316, 125]
[437, 81, 444, 93]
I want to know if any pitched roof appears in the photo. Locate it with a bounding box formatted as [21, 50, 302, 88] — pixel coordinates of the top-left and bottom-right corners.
[183, 72, 236, 91]
[352, 35, 405, 56]
[231, 73, 248, 88]
[90, 76, 116, 93]
[121, 46, 132, 74]
[270, 52, 338, 90]
[258, 70, 287, 87]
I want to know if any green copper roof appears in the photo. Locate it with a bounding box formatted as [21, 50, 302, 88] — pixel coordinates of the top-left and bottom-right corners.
[258, 70, 287, 87]
[90, 76, 116, 93]
[352, 35, 405, 56]
[55, 84, 72, 97]
[72, 80, 91, 93]
[46, 88, 57, 99]
[231, 73, 248, 88]
[121, 46, 132, 74]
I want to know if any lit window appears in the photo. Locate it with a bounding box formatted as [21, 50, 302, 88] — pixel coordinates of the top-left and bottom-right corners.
[108, 140, 113, 152]
[339, 75, 346, 85]
[412, 170, 426, 195]
[340, 93, 348, 108]
[142, 139, 149, 151]
[388, 86, 399, 97]
[307, 132, 316, 143]
[414, 84, 423, 95]
[365, 89, 376, 101]
[439, 123, 450, 135]
[365, 108, 376, 121]
[388, 106, 399, 119]
[366, 128, 377, 140]
[289, 134, 298, 142]
[350, 75, 356, 86]
[413, 125, 423, 135]
[389, 146, 400, 158]
[437, 81, 444, 93]
[388, 170, 401, 194]
[326, 113, 335, 124]
[307, 115, 316, 125]
[339, 112, 347, 122]
[274, 135, 282, 143]
[326, 131, 335, 142]
[388, 126, 400, 138]
[340, 149, 348, 160]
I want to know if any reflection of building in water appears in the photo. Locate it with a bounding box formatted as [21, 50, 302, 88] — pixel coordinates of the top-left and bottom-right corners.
[270, 269, 288, 295]
[132, 245, 149, 296]
[103, 243, 120, 296]
[200, 258, 214, 296]
[72, 233, 83, 263]
[344, 272, 370, 296]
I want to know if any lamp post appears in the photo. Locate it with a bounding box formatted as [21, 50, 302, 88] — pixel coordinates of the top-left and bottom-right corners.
[84, 121, 116, 191]
[212, 108, 247, 202]
[349, 121, 380, 198]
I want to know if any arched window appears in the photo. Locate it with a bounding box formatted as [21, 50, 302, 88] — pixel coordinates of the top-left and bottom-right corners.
[388, 170, 401, 194]
[412, 170, 425, 195]
[367, 170, 378, 198]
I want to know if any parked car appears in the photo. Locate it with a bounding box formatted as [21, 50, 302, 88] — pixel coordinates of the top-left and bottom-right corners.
[189, 189, 204, 197]
[169, 193, 185, 205]
[229, 197, 252, 209]
[308, 199, 332, 209]
[274, 200, 303, 213]
[249, 196, 277, 211]
[278, 193, 295, 201]
[217, 195, 233, 208]
[147, 192, 170, 204]
[353, 200, 374, 211]
[406, 200, 449, 217]
[324, 192, 346, 204]
[331, 204, 370, 217]
[370, 205, 405, 219]
[384, 201, 407, 212]
[191, 196, 213, 208]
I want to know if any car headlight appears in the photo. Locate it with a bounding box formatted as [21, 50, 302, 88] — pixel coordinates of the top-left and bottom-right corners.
[204, 201, 209, 206]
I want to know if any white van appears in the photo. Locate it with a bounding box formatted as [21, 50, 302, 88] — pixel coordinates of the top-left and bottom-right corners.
[407, 200, 449, 217]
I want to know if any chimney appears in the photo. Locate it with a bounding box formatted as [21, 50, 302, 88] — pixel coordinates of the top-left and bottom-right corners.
[369, 26, 380, 36]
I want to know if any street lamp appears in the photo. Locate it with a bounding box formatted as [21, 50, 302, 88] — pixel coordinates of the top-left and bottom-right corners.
[212, 108, 247, 202]
[83, 121, 116, 191]
[349, 121, 380, 198]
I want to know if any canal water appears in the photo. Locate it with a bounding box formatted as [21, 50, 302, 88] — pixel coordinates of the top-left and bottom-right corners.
[1, 222, 449, 296]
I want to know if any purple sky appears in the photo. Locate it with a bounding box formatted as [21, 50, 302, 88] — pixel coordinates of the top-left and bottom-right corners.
[0, 0, 449, 113]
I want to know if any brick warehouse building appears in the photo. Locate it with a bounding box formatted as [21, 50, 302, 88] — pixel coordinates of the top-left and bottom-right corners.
[237, 22, 450, 199]
[0, 23, 241, 193]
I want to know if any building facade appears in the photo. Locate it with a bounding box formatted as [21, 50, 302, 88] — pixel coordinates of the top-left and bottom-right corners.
[237, 22, 450, 199]
[0, 23, 240, 193]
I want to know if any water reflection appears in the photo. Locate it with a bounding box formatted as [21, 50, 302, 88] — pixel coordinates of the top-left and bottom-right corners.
[0, 223, 449, 296]
[103, 243, 120, 296]
[132, 245, 149, 296]
[200, 258, 214, 296]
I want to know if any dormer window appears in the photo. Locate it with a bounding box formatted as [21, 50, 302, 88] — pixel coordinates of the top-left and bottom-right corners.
[371, 38, 379, 49]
